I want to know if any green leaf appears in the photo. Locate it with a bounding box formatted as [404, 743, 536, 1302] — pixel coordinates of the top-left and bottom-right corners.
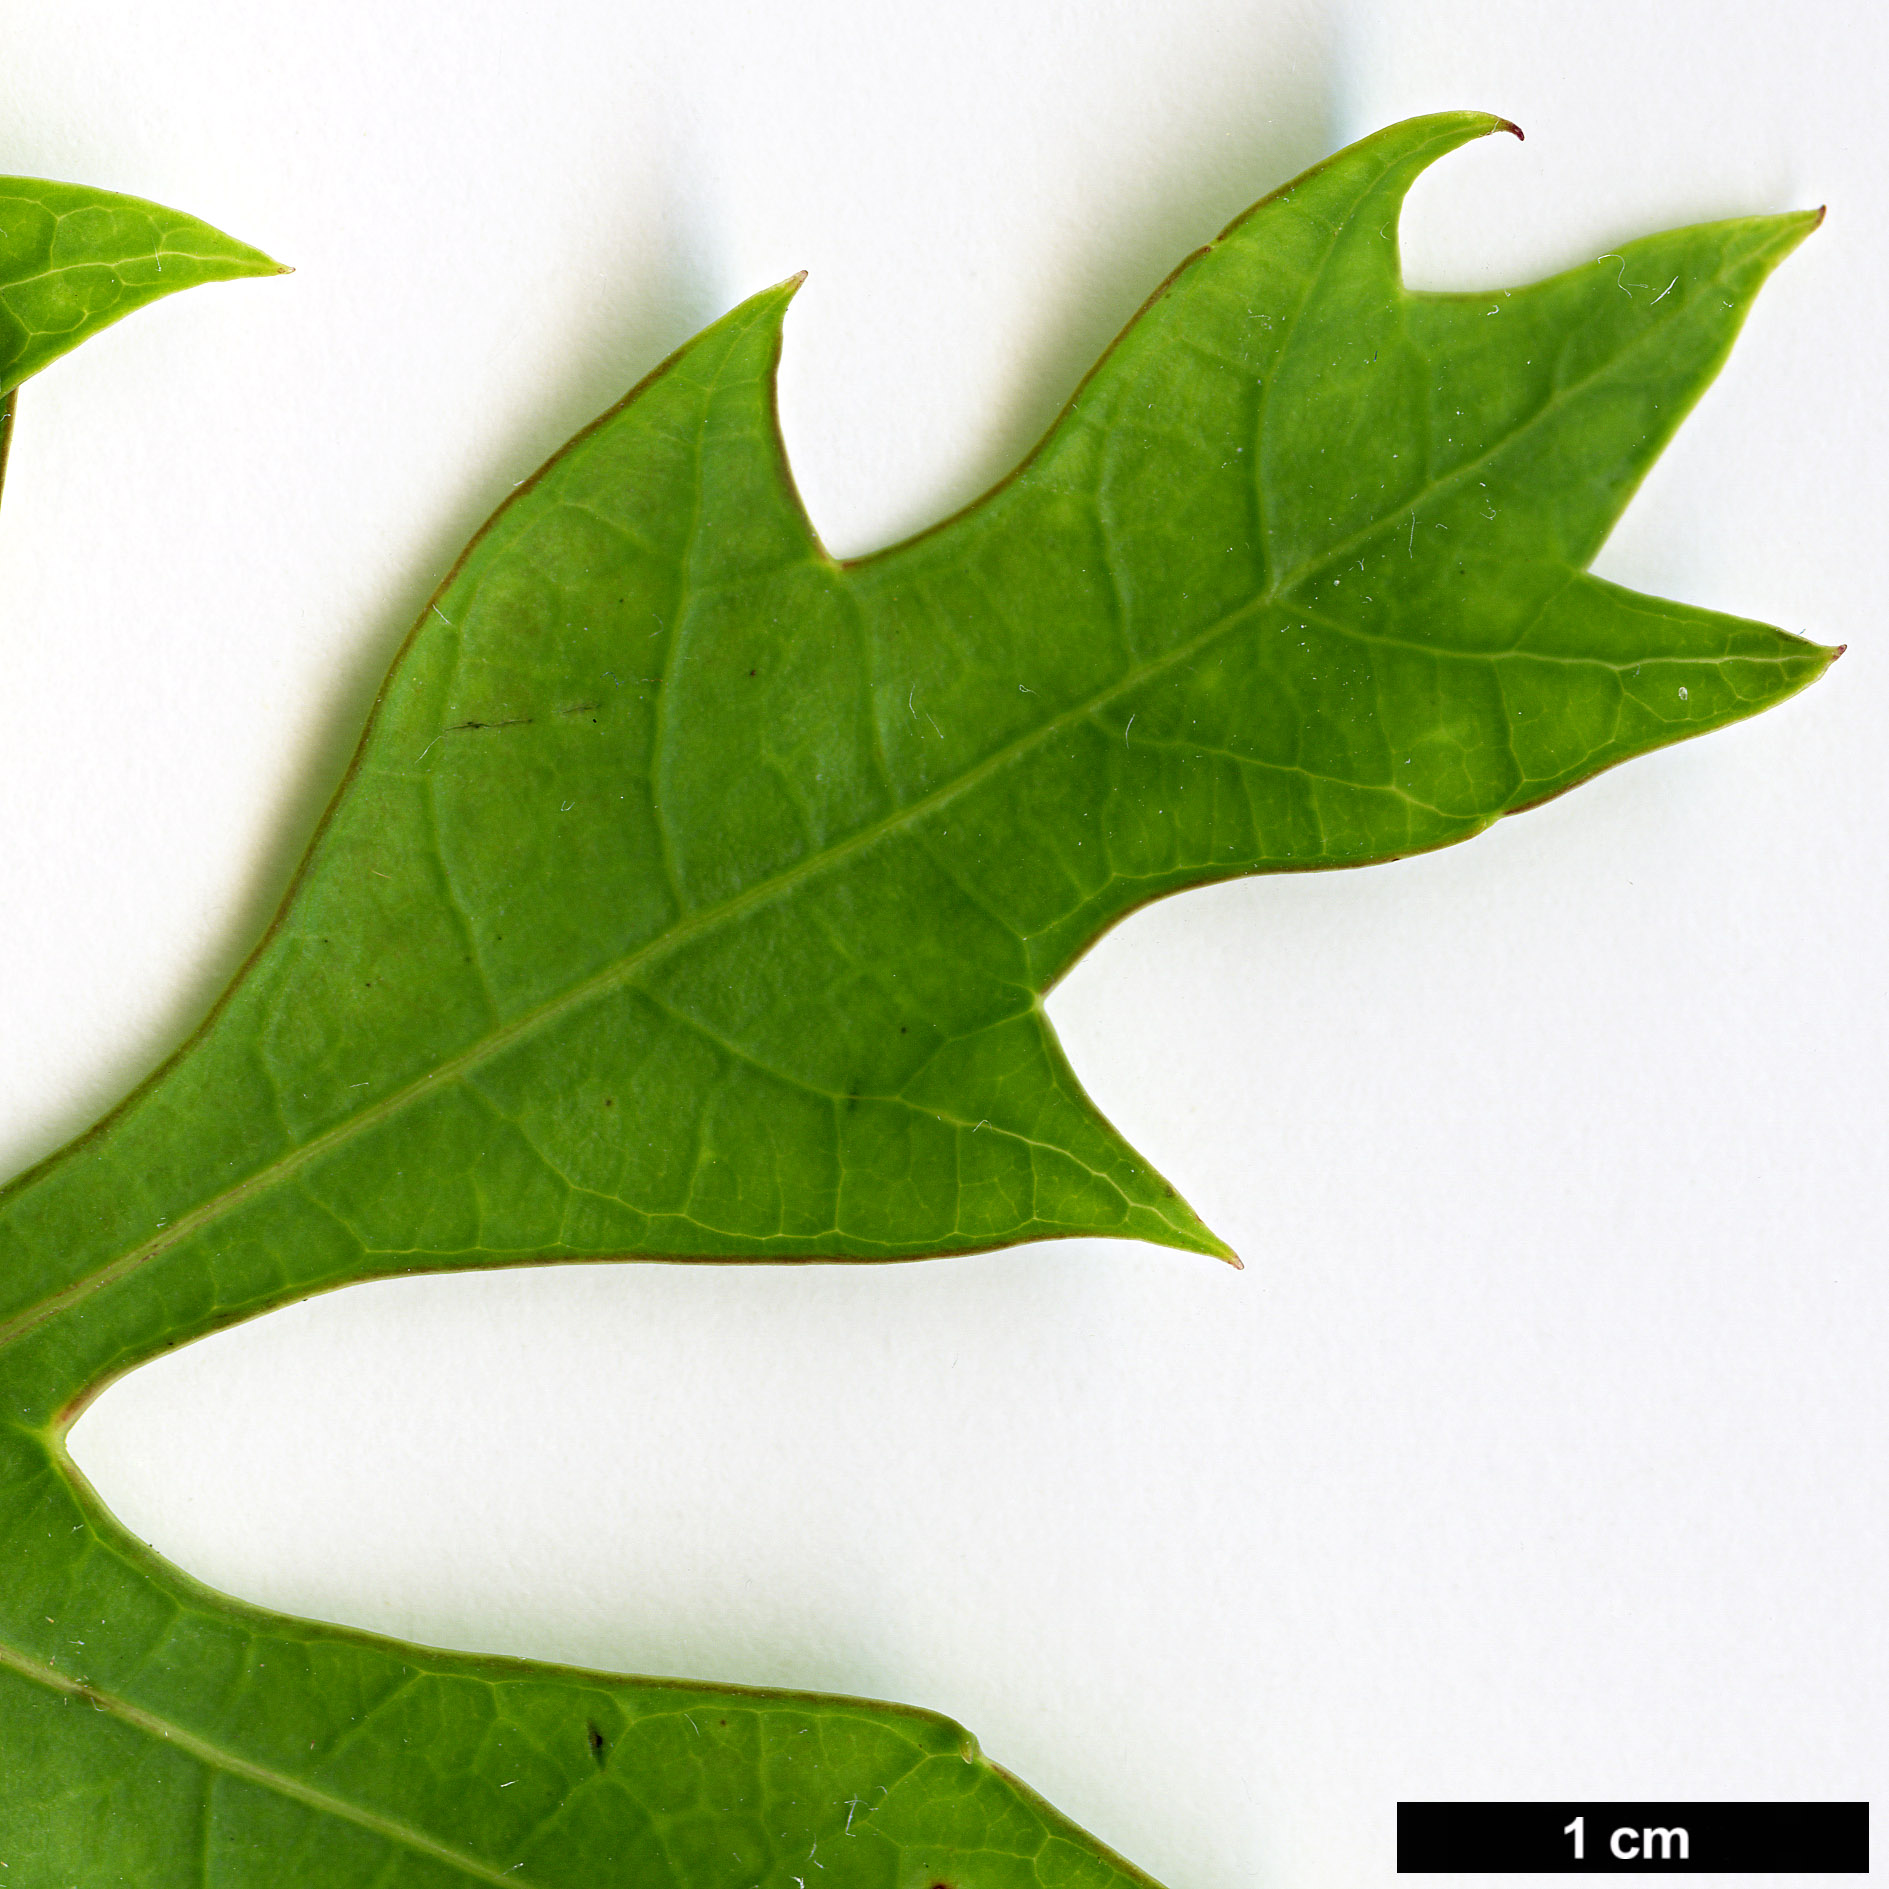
[0, 114, 1833, 1885]
[0, 175, 283, 400]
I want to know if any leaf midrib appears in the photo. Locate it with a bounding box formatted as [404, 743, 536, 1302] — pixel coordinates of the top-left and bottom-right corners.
[0, 1631, 539, 1887]
[0, 247, 257, 296]
[0, 222, 1771, 1373]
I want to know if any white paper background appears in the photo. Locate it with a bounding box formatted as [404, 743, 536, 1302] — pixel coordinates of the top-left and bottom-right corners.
[0, 1, 1882, 1883]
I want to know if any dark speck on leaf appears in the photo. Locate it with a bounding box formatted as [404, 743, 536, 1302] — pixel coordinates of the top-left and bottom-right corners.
[586, 1721, 606, 1765]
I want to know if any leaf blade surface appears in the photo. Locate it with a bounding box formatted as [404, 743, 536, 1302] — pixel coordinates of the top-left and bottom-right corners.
[0, 114, 1835, 1886]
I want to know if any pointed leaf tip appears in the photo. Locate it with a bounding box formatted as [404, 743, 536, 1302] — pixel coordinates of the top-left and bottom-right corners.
[1455, 111, 1522, 141]
[1185, 1218, 1242, 1268]
[0, 177, 287, 396]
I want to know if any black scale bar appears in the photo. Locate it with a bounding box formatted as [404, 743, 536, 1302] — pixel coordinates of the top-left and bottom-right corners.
[1398, 1802, 1868, 1873]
